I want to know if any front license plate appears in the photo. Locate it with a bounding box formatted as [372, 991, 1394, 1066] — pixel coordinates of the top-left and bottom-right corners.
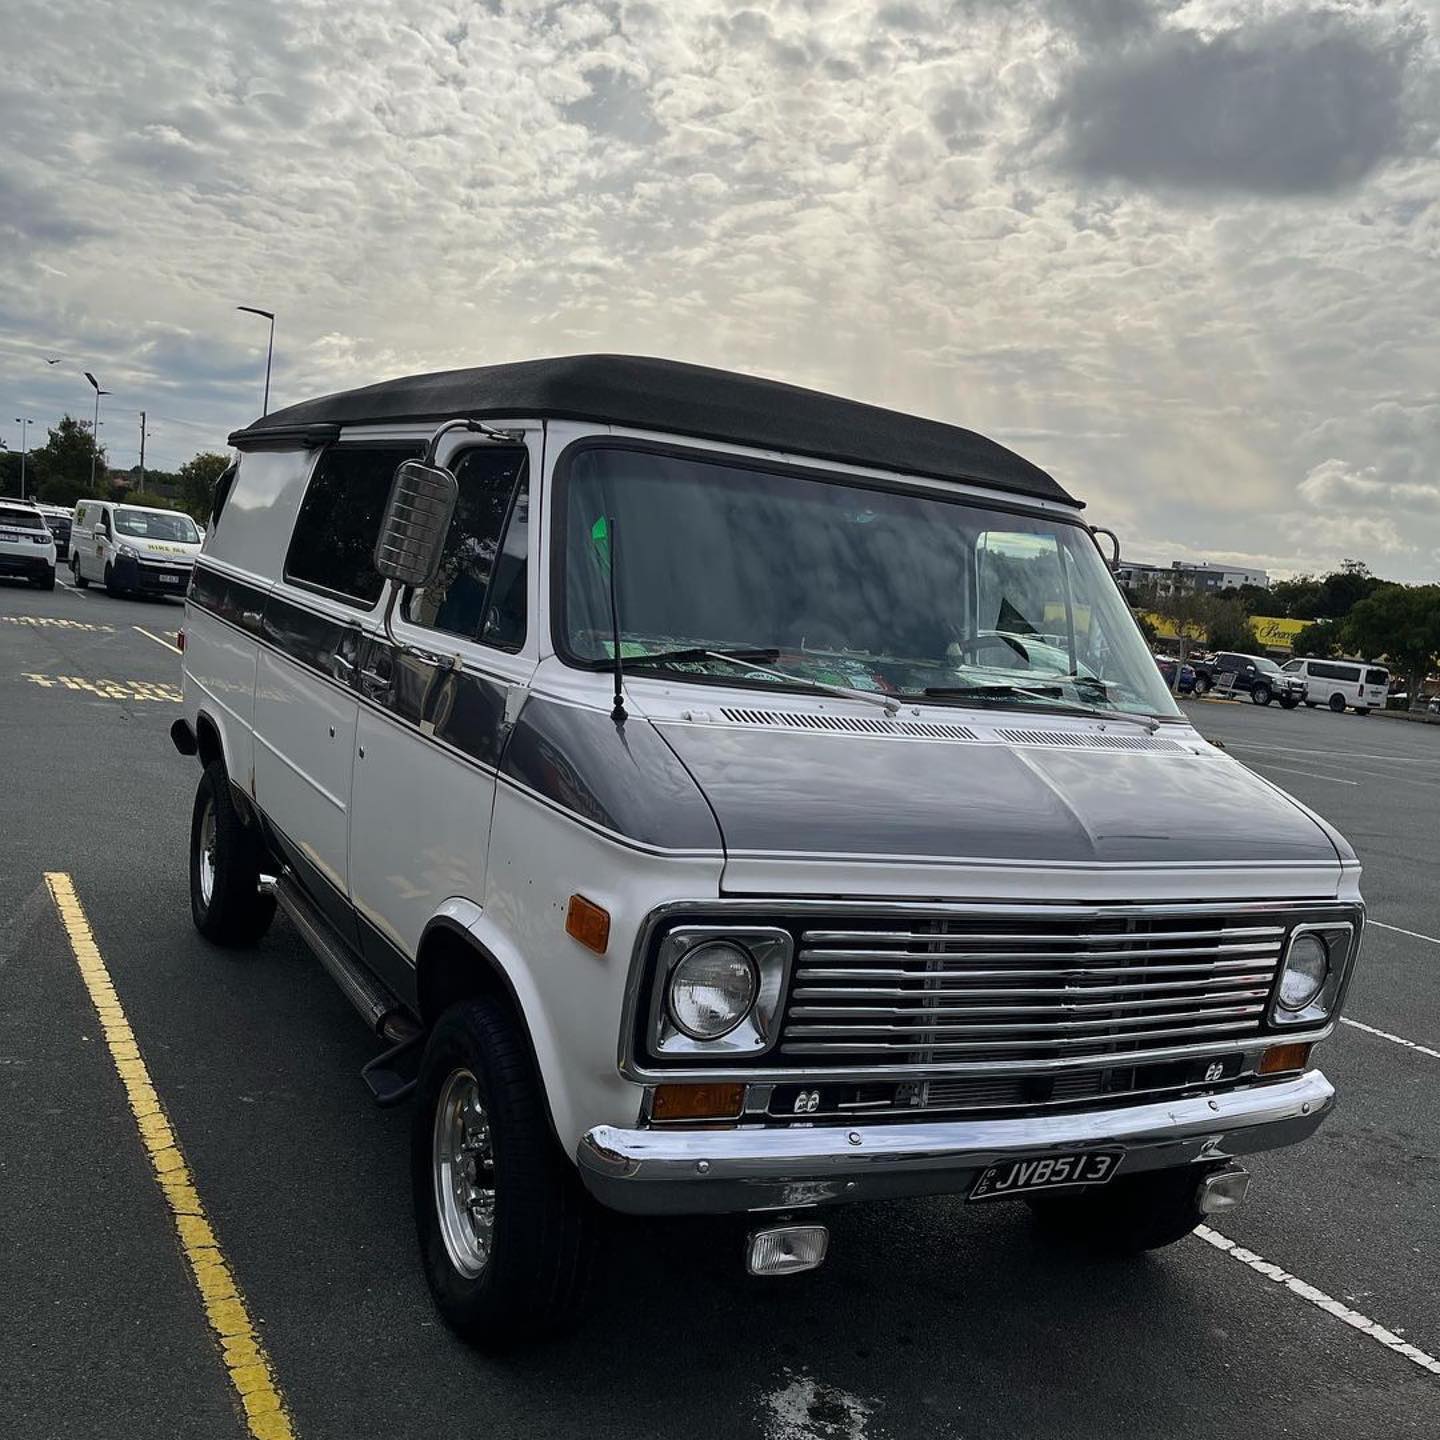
[159, 573, 182, 585]
[969, 1149, 1122, 1200]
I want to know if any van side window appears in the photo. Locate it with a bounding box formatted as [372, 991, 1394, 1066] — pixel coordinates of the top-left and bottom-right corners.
[405, 447, 528, 648]
[285, 445, 421, 607]
[482, 471, 529, 651]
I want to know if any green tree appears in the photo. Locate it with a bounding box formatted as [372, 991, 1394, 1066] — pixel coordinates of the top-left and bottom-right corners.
[1316, 560, 1381, 619]
[1269, 574, 1323, 619]
[1291, 619, 1345, 659]
[177, 451, 229, 521]
[1343, 584, 1440, 709]
[27, 416, 108, 508]
[1203, 596, 1253, 652]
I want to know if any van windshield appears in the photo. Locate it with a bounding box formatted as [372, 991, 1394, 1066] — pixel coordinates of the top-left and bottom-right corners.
[559, 447, 1180, 719]
[115, 507, 200, 543]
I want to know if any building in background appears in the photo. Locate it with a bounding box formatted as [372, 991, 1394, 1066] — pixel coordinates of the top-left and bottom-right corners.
[1115, 559, 1269, 595]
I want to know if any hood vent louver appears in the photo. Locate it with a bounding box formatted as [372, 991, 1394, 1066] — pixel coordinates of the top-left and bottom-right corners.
[995, 728, 1182, 752]
[718, 708, 978, 741]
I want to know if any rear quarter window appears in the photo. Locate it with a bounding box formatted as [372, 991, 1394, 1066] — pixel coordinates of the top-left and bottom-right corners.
[0, 506, 45, 529]
[1366, 668, 1389, 686]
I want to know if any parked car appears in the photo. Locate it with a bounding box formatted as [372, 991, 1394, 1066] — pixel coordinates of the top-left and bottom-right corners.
[0, 500, 57, 589]
[1154, 654, 1196, 694]
[172, 354, 1364, 1345]
[70, 499, 202, 597]
[1191, 651, 1305, 708]
[1281, 657, 1389, 715]
[34, 502, 73, 559]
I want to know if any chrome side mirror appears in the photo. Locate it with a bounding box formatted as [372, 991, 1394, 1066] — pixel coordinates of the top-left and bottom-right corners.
[374, 459, 458, 588]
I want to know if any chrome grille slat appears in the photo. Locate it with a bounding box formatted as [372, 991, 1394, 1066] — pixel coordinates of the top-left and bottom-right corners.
[802, 942, 1281, 963]
[783, 1018, 1260, 1054]
[788, 989, 1272, 1018]
[800, 926, 1286, 945]
[779, 909, 1292, 1064]
[794, 960, 1277, 982]
[792, 973, 1276, 999]
[784, 1004, 1265, 1037]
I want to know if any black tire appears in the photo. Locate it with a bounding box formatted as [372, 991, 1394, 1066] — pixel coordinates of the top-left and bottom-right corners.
[1192, 675, 1211, 696]
[30, 570, 55, 591]
[104, 562, 122, 596]
[72, 558, 88, 589]
[412, 997, 599, 1348]
[1279, 695, 1299, 710]
[1251, 683, 1272, 706]
[1355, 708, 1370, 717]
[1304, 701, 1317, 708]
[1329, 693, 1346, 713]
[1027, 1165, 1212, 1254]
[189, 761, 276, 945]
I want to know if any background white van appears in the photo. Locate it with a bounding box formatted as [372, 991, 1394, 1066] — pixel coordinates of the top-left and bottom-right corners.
[1282, 657, 1389, 714]
[70, 499, 202, 597]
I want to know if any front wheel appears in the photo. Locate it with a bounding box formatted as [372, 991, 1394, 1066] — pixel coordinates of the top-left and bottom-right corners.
[412, 997, 599, 1348]
[1355, 707, 1370, 717]
[104, 562, 122, 596]
[1251, 684, 1272, 706]
[1027, 1166, 1213, 1254]
[189, 761, 276, 945]
[1192, 675, 1211, 696]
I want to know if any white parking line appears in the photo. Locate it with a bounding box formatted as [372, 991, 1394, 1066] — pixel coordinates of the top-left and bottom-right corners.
[55, 575, 87, 597]
[1196, 1227, 1440, 1376]
[1246, 761, 1359, 787]
[1227, 741, 1440, 767]
[1370, 919, 1440, 946]
[133, 624, 182, 655]
[1342, 1018, 1440, 1062]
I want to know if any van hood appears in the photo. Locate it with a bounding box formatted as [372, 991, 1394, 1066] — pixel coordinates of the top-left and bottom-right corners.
[651, 720, 1345, 868]
[121, 536, 200, 562]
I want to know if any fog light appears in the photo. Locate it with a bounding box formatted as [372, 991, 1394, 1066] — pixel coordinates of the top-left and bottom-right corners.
[746, 1224, 829, 1276]
[1258, 1041, 1313, 1075]
[1197, 1166, 1250, 1216]
[651, 1082, 745, 1122]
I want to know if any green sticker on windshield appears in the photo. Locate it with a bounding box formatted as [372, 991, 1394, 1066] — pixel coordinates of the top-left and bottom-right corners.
[590, 516, 611, 573]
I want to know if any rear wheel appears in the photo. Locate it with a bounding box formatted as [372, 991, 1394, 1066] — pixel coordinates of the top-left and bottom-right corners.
[1279, 694, 1299, 710]
[71, 557, 88, 589]
[104, 562, 122, 596]
[30, 569, 55, 591]
[1355, 707, 1370, 717]
[1027, 1166, 1213, 1254]
[1251, 683, 1272, 706]
[1329, 693, 1346, 713]
[189, 760, 275, 945]
[412, 997, 599, 1348]
[1192, 674, 1211, 696]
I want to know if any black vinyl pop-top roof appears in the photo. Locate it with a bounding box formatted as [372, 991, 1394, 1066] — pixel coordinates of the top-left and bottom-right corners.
[228, 353, 1076, 506]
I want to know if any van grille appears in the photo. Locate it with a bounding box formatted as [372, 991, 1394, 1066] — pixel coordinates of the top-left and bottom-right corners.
[780, 913, 1286, 1065]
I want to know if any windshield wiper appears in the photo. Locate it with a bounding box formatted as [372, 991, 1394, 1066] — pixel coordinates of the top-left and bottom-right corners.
[622, 646, 902, 715]
[622, 645, 781, 669]
[919, 682, 1160, 733]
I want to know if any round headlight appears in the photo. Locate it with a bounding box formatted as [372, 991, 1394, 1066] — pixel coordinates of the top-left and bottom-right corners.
[668, 941, 758, 1040]
[1279, 932, 1329, 1012]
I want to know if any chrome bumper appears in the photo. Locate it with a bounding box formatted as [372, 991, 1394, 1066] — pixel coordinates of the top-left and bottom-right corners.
[576, 1070, 1334, 1215]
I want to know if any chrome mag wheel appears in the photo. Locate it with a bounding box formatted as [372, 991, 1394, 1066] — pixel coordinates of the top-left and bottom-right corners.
[433, 1067, 496, 1278]
[197, 796, 217, 906]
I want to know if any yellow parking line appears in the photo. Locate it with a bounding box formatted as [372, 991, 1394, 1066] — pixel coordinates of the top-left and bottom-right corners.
[44, 873, 297, 1440]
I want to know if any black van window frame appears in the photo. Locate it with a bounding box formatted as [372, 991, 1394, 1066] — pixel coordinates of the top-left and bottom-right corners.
[402, 444, 529, 651]
[283, 442, 423, 610]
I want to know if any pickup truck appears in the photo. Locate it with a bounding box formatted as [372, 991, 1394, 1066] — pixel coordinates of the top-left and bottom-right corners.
[1191, 651, 1305, 708]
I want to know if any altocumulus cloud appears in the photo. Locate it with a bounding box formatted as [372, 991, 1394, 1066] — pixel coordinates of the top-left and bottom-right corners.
[0, 0, 1436, 580]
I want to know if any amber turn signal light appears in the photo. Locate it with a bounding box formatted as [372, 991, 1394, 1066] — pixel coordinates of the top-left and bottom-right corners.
[1258, 1041, 1312, 1075]
[565, 894, 611, 954]
[652, 1083, 746, 1122]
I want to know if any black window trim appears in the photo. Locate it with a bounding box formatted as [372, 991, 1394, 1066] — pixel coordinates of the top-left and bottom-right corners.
[401, 440, 531, 654]
[281, 440, 422, 613]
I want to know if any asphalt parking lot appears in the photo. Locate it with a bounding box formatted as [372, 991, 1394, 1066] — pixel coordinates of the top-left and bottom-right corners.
[2, 576, 1437, 1440]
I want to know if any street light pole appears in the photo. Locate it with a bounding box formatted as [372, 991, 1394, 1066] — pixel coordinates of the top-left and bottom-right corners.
[236, 306, 276, 415]
[84, 372, 110, 491]
[13, 417, 32, 500]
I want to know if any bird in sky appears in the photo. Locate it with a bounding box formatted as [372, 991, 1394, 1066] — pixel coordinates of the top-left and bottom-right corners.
[45, 357, 62, 365]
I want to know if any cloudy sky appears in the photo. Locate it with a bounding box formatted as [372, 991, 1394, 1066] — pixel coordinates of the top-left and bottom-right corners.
[2, 0, 1437, 578]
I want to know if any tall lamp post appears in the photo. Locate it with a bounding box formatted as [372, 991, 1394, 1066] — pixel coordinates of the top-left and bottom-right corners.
[84, 372, 110, 490]
[236, 305, 276, 415]
[13, 417, 33, 500]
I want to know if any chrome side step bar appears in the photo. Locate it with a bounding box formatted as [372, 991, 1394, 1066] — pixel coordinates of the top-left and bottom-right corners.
[270, 873, 400, 1035]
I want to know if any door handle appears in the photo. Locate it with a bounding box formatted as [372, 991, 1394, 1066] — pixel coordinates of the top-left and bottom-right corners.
[358, 665, 393, 697]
